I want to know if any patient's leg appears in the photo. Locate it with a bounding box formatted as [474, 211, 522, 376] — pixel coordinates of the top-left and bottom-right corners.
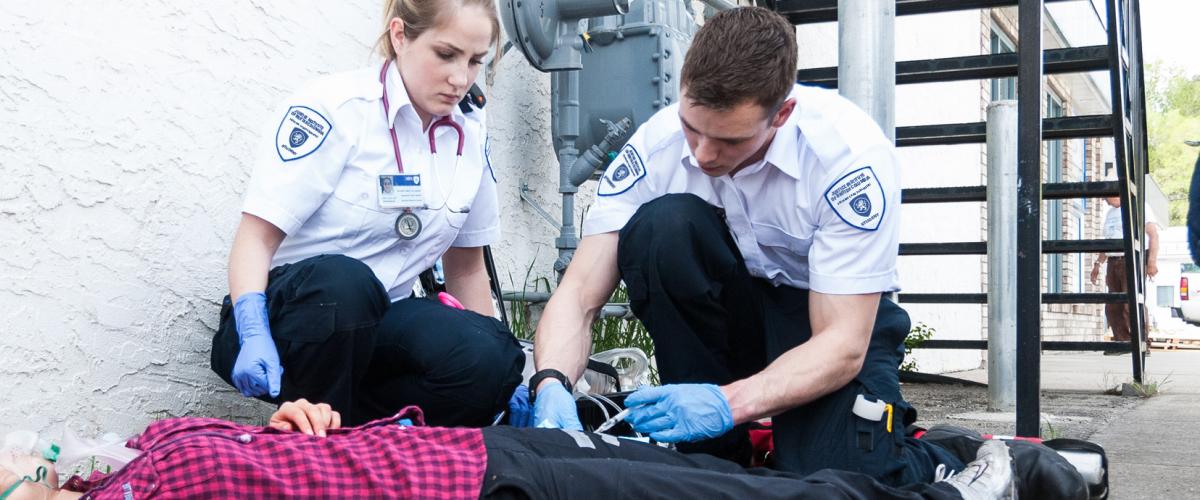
[479, 427, 964, 499]
[481, 426, 750, 474]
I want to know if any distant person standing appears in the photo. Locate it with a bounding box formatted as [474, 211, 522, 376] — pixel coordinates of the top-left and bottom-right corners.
[1090, 196, 1159, 343]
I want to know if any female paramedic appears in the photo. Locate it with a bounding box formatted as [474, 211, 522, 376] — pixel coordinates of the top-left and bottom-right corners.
[209, 0, 524, 428]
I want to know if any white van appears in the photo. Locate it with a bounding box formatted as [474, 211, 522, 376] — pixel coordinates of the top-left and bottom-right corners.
[1179, 263, 1200, 325]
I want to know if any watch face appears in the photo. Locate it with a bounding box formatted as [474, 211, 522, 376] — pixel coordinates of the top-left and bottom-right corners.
[395, 212, 422, 240]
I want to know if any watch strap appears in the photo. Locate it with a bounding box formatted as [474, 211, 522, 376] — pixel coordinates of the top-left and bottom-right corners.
[529, 368, 573, 402]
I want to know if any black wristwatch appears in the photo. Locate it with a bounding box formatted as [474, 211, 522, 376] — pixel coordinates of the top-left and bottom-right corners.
[529, 369, 573, 402]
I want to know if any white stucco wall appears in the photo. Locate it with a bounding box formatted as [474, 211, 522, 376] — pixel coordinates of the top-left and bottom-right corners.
[0, 1, 562, 439]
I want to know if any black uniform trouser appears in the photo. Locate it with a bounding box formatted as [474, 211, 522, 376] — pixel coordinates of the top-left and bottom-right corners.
[615, 194, 962, 486]
[479, 427, 962, 499]
[210, 254, 524, 427]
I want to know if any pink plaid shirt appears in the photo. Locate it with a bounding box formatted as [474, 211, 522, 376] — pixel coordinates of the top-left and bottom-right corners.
[66, 407, 485, 499]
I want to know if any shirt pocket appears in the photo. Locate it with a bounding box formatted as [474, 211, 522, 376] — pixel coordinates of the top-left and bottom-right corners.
[750, 222, 813, 276]
[326, 169, 391, 248]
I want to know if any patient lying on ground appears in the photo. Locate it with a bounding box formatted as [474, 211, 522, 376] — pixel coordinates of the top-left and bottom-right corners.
[0, 400, 1021, 500]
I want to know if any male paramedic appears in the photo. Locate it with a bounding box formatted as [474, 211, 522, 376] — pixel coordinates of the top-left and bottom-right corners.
[528, 6, 966, 487]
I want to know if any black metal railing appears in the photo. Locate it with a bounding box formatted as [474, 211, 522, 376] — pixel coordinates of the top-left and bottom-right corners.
[779, 0, 1149, 437]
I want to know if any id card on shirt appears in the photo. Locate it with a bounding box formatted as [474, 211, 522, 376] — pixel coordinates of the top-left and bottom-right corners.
[378, 174, 424, 209]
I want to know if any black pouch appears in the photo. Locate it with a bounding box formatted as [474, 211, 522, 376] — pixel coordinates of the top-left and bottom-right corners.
[1043, 438, 1109, 500]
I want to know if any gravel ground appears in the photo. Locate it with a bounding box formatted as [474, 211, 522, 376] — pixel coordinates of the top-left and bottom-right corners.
[901, 382, 1142, 440]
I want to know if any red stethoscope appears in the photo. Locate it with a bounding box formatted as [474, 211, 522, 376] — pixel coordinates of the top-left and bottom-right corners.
[379, 60, 467, 239]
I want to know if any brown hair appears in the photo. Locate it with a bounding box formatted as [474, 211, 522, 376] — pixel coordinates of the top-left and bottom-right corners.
[376, 0, 501, 59]
[680, 7, 797, 112]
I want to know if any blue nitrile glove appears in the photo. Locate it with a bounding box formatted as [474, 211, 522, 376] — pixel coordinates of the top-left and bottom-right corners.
[507, 385, 532, 427]
[531, 380, 583, 431]
[231, 291, 283, 398]
[623, 384, 735, 443]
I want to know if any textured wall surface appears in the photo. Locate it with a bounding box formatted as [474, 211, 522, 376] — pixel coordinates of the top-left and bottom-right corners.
[0, 1, 562, 438]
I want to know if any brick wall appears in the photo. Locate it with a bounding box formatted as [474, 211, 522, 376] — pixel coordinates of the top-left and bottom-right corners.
[980, 9, 1108, 342]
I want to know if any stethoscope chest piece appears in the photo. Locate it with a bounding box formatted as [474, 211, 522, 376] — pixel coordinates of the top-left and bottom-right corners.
[395, 211, 422, 240]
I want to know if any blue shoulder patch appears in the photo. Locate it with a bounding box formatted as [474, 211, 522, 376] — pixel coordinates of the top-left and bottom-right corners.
[597, 144, 646, 196]
[824, 166, 886, 231]
[276, 106, 332, 162]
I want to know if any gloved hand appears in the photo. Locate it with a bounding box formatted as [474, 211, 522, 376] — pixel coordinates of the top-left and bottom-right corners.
[507, 385, 532, 427]
[623, 384, 734, 443]
[231, 291, 283, 398]
[531, 380, 583, 431]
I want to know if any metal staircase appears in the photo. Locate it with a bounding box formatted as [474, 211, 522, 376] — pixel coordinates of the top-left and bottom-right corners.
[772, 0, 1150, 436]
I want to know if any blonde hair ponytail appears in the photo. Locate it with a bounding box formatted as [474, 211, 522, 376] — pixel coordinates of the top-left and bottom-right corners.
[376, 0, 501, 60]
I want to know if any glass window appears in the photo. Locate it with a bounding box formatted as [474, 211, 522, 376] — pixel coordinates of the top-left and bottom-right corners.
[1158, 285, 1175, 308]
[1047, 93, 1065, 294]
[990, 30, 1017, 101]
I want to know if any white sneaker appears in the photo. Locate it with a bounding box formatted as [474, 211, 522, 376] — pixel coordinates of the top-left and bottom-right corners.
[936, 439, 1017, 500]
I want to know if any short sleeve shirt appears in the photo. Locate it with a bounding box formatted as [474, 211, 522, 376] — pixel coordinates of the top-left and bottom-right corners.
[1103, 205, 1123, 255]
[242, 63, 500, 300]
[583, 84, 902, 294]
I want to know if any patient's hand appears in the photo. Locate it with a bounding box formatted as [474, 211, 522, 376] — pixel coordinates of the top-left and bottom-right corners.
[269, 399, 341, 437]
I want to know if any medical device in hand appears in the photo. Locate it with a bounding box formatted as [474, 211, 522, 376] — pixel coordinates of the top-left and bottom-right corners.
[593, 407, 632, 434]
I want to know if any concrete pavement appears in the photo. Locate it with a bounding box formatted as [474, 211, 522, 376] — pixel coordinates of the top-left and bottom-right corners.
[952, 350, 1200, 394]
[1091, 393, 1200, 499]
[947, 350, 1200, 499]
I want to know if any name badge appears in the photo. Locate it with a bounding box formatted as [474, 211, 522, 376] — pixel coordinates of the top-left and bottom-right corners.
[378, 174, 424, 209]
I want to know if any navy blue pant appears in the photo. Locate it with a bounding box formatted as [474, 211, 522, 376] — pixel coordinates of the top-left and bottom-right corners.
[616, 194, 962, 486]
[210, 254, 524, 427]
[480, 427, 961, 499]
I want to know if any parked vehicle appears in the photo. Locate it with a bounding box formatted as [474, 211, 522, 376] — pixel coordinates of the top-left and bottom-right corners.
[1179, 263, 1200, 324]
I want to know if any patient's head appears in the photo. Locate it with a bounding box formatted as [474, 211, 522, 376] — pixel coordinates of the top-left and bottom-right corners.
[0, 450, 61, 499]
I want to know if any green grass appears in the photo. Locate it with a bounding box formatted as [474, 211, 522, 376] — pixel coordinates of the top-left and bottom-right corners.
[589, 285, 658, 385]
[505, 250, 550, 342]
[503, 256, 657, 385]
[1125, 375, 1169, 398]
[589, 285, 654, 358]
[900, 322, 935, 372]
[1102, 373, 1171, 398]
[1041, 418, 1065, 440]
[69, 456, 112, 480]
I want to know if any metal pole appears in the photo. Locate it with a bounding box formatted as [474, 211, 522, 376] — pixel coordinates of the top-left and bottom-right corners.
[1015, 0, 1044, 438]
[987, 100, 1018, 411]
[1129, 0, 1149, 382]
[551, 71, 582, 280]
[1106, 0, 1146, 382]
[838, 0, 896, 140]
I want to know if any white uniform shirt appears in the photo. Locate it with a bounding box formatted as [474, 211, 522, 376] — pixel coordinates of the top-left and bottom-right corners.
[583, 84, 902, 294]
[1103, 205, 1123, 256]
[243, 63, 500, 300]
